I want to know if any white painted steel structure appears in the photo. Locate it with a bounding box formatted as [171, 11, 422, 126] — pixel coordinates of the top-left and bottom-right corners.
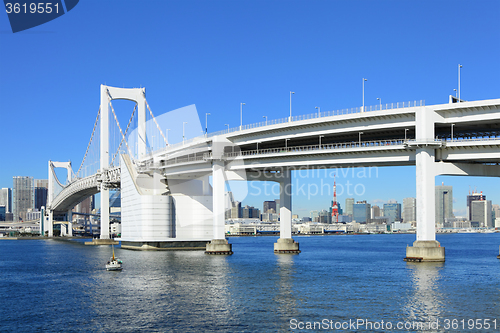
[46, 86, 500, 257]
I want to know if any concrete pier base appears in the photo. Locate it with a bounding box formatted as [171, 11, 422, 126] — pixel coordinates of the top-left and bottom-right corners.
[85, 239, 119, 246]
[205, 239, 233, 255]
[405, 240, 445, 262]
[121, 240, 208, 251]
[274, 238, 301, 254]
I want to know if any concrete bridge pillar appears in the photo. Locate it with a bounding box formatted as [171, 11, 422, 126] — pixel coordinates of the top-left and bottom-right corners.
[205, 160, 233, 255]
[47, 210, 53, 237]
[405, 106, 444, 262]
[274, 168, 300, 254]
[67, 209, 73, 237]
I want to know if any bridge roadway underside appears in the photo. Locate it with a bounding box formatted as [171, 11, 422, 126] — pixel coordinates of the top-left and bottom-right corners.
[53, 187, 100, 214]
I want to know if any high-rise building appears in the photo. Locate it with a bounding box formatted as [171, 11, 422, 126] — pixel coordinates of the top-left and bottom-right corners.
[353, 201, 370, 223]
[493, 204, 500, 220]
[0, 188, 12, 213]
[263, 201, 277, 214]
[0, 206, 5, 221]
[471, 200, 492, 228]
[230, 201, 241, 219]
[34, 179, 48, 210]
[435, 184, 453, 226]
[310, 210, 319, 221]
[371, 205, 381, 219]
[345, 198, 354, 216]
[242, 205, 260, 219]
[467, 192, 486, 221]
[13, 176, 34, 222]
[384, 202, 401, 223]
[403, 197, 417, 223]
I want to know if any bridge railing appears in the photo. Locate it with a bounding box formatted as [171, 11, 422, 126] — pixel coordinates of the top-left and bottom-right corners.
[205, 100, 425, 138]
[224, 139, 408, 158]
[150, 100, 425, 156]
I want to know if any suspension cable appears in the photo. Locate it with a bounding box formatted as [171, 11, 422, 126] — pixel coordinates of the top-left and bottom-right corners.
[110, 103, 137, 165]
[109, 100, 135, 160]
[75, 107, 101, 178]
[145, 98, 168, 146]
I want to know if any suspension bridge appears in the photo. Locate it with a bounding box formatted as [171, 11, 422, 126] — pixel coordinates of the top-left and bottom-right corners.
[45, 85, 500, 260]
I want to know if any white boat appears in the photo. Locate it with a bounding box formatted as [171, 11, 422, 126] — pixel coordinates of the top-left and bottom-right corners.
[106, 245, 123, 271]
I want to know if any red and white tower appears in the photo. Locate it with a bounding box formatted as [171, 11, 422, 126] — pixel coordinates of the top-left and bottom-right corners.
[331, 176, 339, 223]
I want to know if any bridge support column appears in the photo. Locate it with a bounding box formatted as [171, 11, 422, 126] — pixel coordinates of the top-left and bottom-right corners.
[274, 168, 300, 254]
[405, 106, 444, 262]
[100, 186, 110, 239]
[206, 160, 233, 255]
[67, 209, 73, 237]
[47, 210, 53, 237]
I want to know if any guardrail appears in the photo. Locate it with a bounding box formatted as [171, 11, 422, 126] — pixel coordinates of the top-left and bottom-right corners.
[224, 139, 408, 158]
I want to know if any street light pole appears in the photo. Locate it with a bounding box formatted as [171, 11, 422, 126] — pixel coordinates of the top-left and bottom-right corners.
[165, 128, 171, 146]
[240, 103, 245, 130]
[263, 115, 267, 125]
[362, 78, 367, 112]
[315, 106, 320, 117]
[225, 124, 229, 131]
[319, 135, 324, 147]
[359, 132, 363, 145]
[205, 113, 211, 134]
[404, 128, 408, 142]
[290, 91, 295, 121]
[451, 123, 455, 141]
[183, 122, 188, 144]
[285, 138, 290, 149]
[377, 98, 381, 110]
[458, 64, 462, 102]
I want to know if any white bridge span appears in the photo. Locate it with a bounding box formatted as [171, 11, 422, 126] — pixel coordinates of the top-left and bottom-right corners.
[47, 85, 500, 260]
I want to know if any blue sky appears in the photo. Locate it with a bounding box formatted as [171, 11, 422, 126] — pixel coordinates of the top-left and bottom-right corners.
[1, 0, 499, 217]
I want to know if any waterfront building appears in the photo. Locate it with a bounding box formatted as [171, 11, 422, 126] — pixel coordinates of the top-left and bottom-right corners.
[310, 210, 319, 221]
[345, 198, 354, 216]
[338, 214, 352, 223]
[467, 192, 486, 221]
[384, 202, 401, 224]
[403, 197, 416, 223]
[242, 205, 260, 219]
[493, 204, 500, 220]
[471, 200, 492, 228]
[353, 201, 370, 223]
[263, 201, 277, 214]
[371, 205, 381, 219]
[230, 201, 242, 219]
[261, 212, 279, 222]
[435, 183, 453, 227]
[34, 179, 48, 211]
[0, 188, 12, 213]
[0, 206, 5, 221]
[12, 176, 34, 222]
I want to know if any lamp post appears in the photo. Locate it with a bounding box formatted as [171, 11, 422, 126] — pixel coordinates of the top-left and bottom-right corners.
[205, 113, 211, 134]
[289, 91, 295, 121]
[359, 131, 363, 145]
[404, 128, 408, 142]
[256, 142, 260, 153]
[263, 116, 267, 126]
[451, 123, 455, 141]
[315, 106, 320, 117]
[240, 103, 245, 130]
[285, 138, 290, 149]
[319, 135, 324, 147]
[225, 124, 229, 131]
[362, 78, 367, 112]
[377, 98, 381, 110]
[164, 128, 170, 146]
[183, 122, 187, 144]
[453, 89, 457, 98]
[458, 64, 462, 102]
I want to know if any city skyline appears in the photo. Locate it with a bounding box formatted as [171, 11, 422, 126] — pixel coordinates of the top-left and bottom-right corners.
[1, 1, 499, 215]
